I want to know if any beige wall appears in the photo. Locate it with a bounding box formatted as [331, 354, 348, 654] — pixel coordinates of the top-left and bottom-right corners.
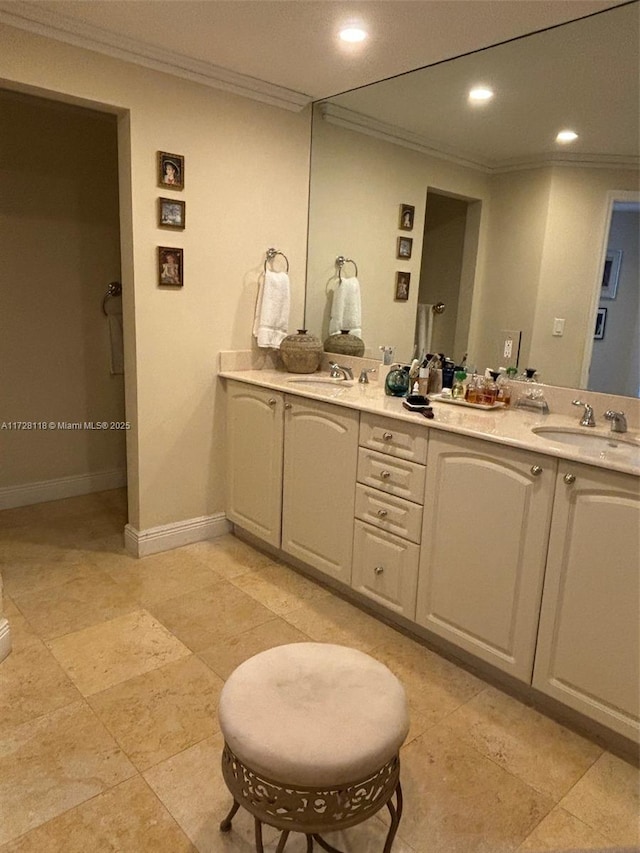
[0, 90, 126, 488]
[530, 166, 639, 387]
[0, 23, 311, 530]
[306, 113, 490, 363]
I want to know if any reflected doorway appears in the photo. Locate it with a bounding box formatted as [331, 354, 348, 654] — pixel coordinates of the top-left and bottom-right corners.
[415, 189, 481, 364]
[587, 197, 640, 398]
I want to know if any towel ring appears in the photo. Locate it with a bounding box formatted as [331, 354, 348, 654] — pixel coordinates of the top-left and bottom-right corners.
[264, 248, 289, 273]
[102, 281, 122, 316]
[336, 256, 358, 282]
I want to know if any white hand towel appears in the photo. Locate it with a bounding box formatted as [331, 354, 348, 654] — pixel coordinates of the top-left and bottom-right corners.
[329, 276, 361, 337]
[253, 270, 290, 348]
[104, 293, 124, 375]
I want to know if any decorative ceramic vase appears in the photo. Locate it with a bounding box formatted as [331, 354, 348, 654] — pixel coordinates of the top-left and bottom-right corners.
[323, 330, 365, 358]
[280, 329, 323, 374]
[385, 364, 411, 397]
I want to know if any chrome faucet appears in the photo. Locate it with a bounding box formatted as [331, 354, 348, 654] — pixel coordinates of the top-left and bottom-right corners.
[604, 410, 627, 433]
[572, 400, 596, 427]
[329, 362, 354, 381]
[358, 367, 377, 384]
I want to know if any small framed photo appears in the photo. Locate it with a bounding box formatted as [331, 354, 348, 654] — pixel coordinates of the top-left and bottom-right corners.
[395, 271, 411, 301]
[157, 151, 184, 190]
[158, 246, 183, 287]
[601, 249, 622, 299]
[397, 236, 413, 259]
[594, 307, 607, 339]
[158, 198, 186, 229]
[399, 204, 415, 231]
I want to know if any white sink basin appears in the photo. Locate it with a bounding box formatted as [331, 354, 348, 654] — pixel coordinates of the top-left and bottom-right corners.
[532, 426, 640, 464]
[287, 377, 354, 389]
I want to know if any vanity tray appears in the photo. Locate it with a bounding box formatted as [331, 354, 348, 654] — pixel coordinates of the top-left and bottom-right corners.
[431, 394, 505, 411]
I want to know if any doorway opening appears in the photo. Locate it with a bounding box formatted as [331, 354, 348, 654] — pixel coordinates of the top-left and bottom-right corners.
[415, 188, 481, 365]
[0, 88, 128, 515]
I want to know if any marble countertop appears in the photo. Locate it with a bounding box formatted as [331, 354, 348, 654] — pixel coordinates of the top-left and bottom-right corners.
[219, 368, 640, 477]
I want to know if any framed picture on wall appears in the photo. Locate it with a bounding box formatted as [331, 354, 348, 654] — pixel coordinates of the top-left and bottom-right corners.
[399, 204, 415, 231]
[601, 249, 622, 299]
[157, 151, 184, 190]
[158, 198, 186, 229]
[395, 271, 410, 301]
[594, 307, 607, 339]
[158, 246, 183, 287]
[397, 236, 413, 259]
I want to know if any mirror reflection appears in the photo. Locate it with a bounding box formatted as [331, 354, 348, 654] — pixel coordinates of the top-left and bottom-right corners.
[305, 4, 639, 396]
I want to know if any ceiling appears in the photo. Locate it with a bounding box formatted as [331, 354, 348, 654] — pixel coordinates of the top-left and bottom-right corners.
[325, 1, 639, 169]
[0, 0, 628, 109]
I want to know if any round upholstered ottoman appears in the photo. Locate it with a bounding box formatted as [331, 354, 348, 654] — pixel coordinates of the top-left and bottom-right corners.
[218, 642, 409, 852]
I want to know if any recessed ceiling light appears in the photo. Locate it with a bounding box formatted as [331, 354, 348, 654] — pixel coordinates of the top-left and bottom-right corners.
[556, 130, 579, 144]
[468, 87, 494, 103]
[339, 27, 367, 43]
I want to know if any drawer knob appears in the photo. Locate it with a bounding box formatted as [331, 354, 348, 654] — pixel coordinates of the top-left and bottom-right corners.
[377, 509, 388, 518]
[284, 403, 292, 410]
[564, 473, 576, 485]
[267, 398, 277, 407]
[380, 470, 391, 479]
[382, 432, 393, 441]
[374, 566, 385, 575]
[530, 465, 543, 476]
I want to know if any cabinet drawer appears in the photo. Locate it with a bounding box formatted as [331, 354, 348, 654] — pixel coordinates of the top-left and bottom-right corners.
[357, 447, 426, 503]
[359, 413, 428, 464]
[355, 483, 422, 544]
[352, 520, 419, 618]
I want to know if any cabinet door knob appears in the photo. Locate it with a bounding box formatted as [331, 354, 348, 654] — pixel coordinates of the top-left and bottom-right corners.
[267, 398, 277, 407]
[380, 470, 391, 479]
[377, 509, 388, 518]
[374, 566, 385, 575]
[530, 465, 543, 476]
[564, 473, 576, 485]
[383, 432, 393, 441]
[284, 403, 292, 410]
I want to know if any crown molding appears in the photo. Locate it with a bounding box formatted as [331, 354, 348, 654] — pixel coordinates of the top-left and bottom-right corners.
[319, 102, 639, 175]
[0, 2, 311, 112]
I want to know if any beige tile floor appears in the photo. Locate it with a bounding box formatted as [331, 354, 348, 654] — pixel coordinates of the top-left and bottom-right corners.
[1, 489, 638, 852]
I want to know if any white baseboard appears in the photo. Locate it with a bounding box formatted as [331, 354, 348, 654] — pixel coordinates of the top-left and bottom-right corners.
[0, 469, 127, 510]
[124, 513, 231, 557]
[0, 618, 12, 662]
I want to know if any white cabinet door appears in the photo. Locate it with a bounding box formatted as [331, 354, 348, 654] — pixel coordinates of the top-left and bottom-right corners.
[225, 381, 284, 548]
[533, 463, 640, 742]
[282, 396, 359, 583]
[416, 432, 556, 682]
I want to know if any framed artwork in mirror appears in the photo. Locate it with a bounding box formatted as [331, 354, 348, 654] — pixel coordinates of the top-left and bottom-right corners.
[601, 249, 622, 299]
[594, 307, 607, 339]
[158, 246, 183, 287]
[157, 152, 184, 190]
[395, 271, 410, 301]
[158, 198, 185, 229]
[397, 237, 413, 259]
[399, 204, 415, 231]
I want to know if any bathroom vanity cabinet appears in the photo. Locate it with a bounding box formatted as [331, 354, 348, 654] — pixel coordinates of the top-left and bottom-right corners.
[226, 381, 358, 581]
[533, 462, 640, 740]
[415, 431, 556, 683]
[224, 374, 639, 744]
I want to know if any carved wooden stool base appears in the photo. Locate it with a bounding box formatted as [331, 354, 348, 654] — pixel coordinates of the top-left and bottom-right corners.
[220, 743, 403, 852]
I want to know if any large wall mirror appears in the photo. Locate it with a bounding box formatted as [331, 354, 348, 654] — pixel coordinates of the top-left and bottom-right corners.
[305, 3, 639, 397]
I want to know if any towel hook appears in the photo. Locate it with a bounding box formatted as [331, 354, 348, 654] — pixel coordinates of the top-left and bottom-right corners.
[102, 281, 122, 316]
[335, 255, 358, 282]
[264, 248, 289, 273]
